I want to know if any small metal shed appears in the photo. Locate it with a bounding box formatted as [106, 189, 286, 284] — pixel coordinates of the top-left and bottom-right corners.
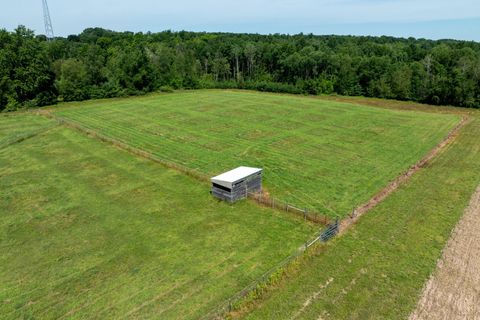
[211, 166, 263, 202]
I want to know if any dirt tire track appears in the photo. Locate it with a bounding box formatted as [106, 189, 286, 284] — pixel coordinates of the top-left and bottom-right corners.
[409, 185, 480, 320]
[340, 116, 469, 234]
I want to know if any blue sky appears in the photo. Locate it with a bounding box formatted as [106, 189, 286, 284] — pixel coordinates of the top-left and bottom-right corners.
[2, 0, 479, 41]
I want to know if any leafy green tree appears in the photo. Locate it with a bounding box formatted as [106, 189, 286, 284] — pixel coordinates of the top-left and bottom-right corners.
[0, 26, 56, 110]
[105, 45, 154, 93]
[244, 43, 256, 79]
[55, 58, 89, 101]
[212, 54, 230, 81]
[2, 25, 480, 110]
[390, 65, 412, 100]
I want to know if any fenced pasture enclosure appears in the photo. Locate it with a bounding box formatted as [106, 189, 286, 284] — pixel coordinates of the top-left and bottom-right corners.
[0, 126, 315, 319]
[54, 90, 460, 217]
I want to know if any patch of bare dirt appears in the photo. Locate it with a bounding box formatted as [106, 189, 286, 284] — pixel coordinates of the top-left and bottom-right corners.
[339, 116, 469, 234]
[409, 185, 480, 320]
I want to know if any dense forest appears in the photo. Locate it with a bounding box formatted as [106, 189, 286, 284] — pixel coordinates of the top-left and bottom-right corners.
[1, 25, 480, 111]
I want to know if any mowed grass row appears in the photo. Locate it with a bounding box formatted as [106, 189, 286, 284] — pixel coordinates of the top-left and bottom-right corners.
[55, 90, 459, 217]
[0, 126, 315, 319]
[241, 113, 480, 319]
[0, 113, 55, 147]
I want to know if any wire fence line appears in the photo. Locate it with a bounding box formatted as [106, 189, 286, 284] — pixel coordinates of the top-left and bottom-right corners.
[0, 123, 58, 150]
[49, 115, 210, 183]
[201, 218, 340, 320]
[248, 192, 332, 225]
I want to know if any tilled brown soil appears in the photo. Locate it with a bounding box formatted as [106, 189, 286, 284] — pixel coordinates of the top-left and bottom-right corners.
[410, 185, 480, 320]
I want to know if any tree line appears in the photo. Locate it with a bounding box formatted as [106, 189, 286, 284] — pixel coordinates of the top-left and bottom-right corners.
[1, 25, 480, 111]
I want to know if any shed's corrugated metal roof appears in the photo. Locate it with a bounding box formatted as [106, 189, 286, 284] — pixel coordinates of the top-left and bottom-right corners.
[211, 166, 262, 184]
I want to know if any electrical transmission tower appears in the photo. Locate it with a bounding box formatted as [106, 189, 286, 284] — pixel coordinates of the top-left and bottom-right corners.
[42, 0, 55, 40]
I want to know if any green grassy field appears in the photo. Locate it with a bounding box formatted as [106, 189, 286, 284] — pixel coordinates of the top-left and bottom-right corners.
[1, 91, 475, 320]
[240, 106, 480, 319]
[54, 90, 460, 217]
[0, 126, 315, 319]
[0, 113, 55, 148]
